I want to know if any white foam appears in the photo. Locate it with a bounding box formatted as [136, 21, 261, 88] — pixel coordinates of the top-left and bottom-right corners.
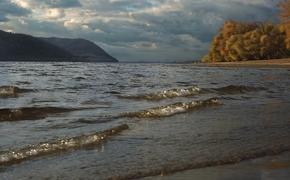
[121, 98, 221, 118]
[121, 86, 202, 100]
[0, 124, 129, 165]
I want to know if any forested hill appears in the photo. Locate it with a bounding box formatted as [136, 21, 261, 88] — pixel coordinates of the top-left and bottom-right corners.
[0, 30, 118, 62]
[41, 37, 118, 62]
[0, 30, 73, 61]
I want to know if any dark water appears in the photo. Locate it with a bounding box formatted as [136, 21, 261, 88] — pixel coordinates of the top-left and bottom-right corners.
[0, 62, 289, 179]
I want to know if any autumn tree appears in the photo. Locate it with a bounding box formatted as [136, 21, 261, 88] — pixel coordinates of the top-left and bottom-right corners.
[203, 21, 289, 63]
[280, 0, 290, 49]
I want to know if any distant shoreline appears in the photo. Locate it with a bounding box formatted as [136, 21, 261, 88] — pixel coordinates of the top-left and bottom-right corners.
[0, 59, 118, 63]
[198, 58, 290, 68]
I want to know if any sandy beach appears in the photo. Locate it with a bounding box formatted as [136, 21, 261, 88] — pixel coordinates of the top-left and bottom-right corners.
[144, 151, 290, 180]
[201, 58, 290, 68]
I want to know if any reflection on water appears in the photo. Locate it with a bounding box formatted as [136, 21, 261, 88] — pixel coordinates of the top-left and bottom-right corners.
[0, 62, 289, 179]
[0, 106, 104, 122]
[0, 86, 32, 97]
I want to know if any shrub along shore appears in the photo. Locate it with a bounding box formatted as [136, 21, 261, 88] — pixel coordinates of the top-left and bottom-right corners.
[203, 58, 290, 68]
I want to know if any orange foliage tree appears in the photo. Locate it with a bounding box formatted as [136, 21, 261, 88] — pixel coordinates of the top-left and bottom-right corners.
[202, 21, 289, 63]
[280, 0, 290, 49]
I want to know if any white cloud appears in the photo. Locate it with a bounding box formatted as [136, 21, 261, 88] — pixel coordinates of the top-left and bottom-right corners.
[45, 8, 64, 19]
[139, 0, 183, 15]
[12, 0, 31, 8]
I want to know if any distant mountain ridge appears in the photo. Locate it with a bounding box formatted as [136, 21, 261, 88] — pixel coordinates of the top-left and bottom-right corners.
[0, 30, 118, 62]
[41, 37, 117, 62]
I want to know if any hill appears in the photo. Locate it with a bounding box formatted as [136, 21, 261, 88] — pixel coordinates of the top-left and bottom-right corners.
[0, 30, 118, 62]
[0, 30, 73, 61]
[41, 37, 117, 62]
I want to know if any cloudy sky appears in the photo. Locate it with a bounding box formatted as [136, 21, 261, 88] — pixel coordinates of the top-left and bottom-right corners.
[0, 0, 283, 62]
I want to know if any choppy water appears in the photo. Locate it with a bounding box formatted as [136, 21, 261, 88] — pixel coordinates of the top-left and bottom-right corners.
[0, 62, 289, 179]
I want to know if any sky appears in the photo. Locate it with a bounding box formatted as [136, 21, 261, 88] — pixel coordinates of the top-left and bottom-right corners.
[0, 0, 283, 62]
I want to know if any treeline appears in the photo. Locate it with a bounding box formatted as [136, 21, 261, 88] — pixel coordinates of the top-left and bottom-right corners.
[203, 0, 290, 63]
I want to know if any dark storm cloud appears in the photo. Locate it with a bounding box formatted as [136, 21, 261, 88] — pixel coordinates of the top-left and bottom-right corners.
[0, 15, 8, 22]
[43, 0, 81, 8]
[81, 0, 155, 12]
[0, 0, 30, 22]
[132, 1, 280, 43]
[0, 0, 284, 61]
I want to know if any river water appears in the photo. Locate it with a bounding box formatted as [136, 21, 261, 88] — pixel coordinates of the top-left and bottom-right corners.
[0, 62, 289, 179]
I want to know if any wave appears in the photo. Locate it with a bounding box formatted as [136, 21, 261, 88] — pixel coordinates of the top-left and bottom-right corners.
[118, 85, 265, 101]
[118, 86, 202, 100]
[109, 144, 290, 180]
[209, 85, 266, 94]
[80, 100, 112, 106]
[0, 106, 103, 122]
[119, 98, 221, 118]
[0, 124, 129, 166]
[0, 86, 32, 97]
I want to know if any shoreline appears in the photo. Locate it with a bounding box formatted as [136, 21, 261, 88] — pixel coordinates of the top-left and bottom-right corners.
[144, 151, 290, 180]
[197, 58, 290, 68]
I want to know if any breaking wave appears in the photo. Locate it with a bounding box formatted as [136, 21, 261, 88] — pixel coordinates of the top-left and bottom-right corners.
[0, 86, 32, 97]
[118, 86, 202, 100]
[118, 85, 265, 101]
[119, 98, 221, 118]
[0, 124, 129, 166]
[109, 144, 290, 180]
[0, 106, 103, 122]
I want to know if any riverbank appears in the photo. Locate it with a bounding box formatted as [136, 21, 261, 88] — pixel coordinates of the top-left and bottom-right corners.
[199, 58, 290, 68]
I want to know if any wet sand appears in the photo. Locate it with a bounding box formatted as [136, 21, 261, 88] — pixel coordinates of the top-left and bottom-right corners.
[201, 58, 290, 68]
[144, 151, 290, 180]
